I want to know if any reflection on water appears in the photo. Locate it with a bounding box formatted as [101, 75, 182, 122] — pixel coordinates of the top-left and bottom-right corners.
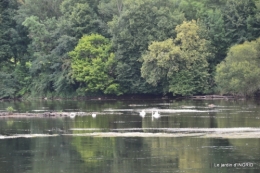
[0, 99, 260, 173]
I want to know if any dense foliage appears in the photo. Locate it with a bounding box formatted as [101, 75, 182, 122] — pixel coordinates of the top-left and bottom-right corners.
[1, 0, 260, 99]
[69, 34, 121, 95]
[141, 20, 211, 96]
[215, 38, 260, 96]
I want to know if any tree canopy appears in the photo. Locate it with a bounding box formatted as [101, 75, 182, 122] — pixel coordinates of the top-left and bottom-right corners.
[109, 0, 185, 94]
[69, 34, 121, 95]
[141, 20, 211, 96]
[215, 38, 260, 96]
[2, 0, 260, 98]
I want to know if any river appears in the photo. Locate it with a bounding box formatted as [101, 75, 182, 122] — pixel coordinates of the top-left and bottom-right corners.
[0, 98, 260, 173]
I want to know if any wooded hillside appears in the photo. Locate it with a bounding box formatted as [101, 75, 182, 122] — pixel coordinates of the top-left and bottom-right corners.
[1, 0, 260, 98]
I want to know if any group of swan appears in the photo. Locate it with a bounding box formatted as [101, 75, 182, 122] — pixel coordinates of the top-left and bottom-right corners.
[139, 110, 160, 119]
[69, 113, 96, 118]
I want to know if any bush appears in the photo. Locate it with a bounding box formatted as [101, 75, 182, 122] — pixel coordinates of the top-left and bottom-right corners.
[6, 106, 14, 114]
[215, 38, 260, 96]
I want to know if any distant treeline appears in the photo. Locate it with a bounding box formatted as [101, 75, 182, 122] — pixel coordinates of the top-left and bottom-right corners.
[1, 0, 260, 99]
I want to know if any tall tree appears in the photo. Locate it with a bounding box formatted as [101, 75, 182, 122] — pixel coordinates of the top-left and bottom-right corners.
[0, 0, 29, 64]
[109, 0, 185, 94]
[202, 9, 227, 67]
[15, 0, 63, 23]
[0, 0, 29, 98]
[60, 0, 105, 38]
[215, 38, 260, 96]
[69, 34, 121, 95]
[22, 16, 77, 97]
[141, 20, 211, 96]
[222, 0, 260, 45]
[15, 0, 112, 97]
[98, 0, 124, 37]
[178, 0, 226, 20]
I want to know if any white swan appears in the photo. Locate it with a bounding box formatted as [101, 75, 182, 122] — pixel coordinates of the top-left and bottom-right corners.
[69, 113, 76, 118]
[92, 113, 97, 118]
[139, 110, 146, 118]
[152, 110, 160, 119]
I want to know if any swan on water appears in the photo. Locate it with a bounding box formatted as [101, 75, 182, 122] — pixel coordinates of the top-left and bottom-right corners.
[70, 113, 76, 118]
[92, 113, 97, 118]
[152, 110, 160, 119]
[139, 110, 146, 118]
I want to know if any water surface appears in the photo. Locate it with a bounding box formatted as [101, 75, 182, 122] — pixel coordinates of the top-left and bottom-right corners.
[0, 99, 260, 173]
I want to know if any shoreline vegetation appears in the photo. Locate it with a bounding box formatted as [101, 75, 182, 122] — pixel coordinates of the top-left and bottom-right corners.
[2, 0, 260, 100]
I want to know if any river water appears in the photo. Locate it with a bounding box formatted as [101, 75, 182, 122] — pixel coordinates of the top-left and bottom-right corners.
[0, 99, 260, 173]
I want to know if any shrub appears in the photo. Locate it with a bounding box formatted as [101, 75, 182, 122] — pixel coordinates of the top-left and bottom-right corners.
[6, 106, 14, 114]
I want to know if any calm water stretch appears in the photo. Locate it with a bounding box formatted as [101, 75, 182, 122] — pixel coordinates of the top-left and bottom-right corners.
[0, 99, 260, 173]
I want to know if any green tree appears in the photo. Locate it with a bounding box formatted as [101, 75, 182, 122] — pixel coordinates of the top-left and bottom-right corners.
[215, 38, 260, 96]
[22, 16, 57, 95]
[17, 0, 109, 98]
[109, 0, 185, 94]
[0, 0, 30, 99]
[0, 0, 15, 64]
[222, 0, 260, 45]
[98, 0, 123, 21]
[22, 16, 77, 97]
[140, 39, 179, 94]
[0, 0, 29, 65]
[98, 0, 124, 37]
[15, 0, 63, 23]
[141, 20, 211, 96]
[179, 0, 226, 20]
[179, 0, 206, 20]
[202, 9, 227, 68]
[60, 0, 105, 38]
[69, 34, 121, 95]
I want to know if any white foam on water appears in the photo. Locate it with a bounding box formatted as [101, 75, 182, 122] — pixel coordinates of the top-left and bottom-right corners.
[70, 128, 104, 131]
[151, 103, 171, 106]
[180, 106, 196, 109]
[154, 109, 213, 113]
[1, 127, 259, 140]
[63, 131, 260, 138]
[104, 109, 134, 112]
[128, 104, 147, 107]
[237, 111, 254, 112]
[112, 127, 260, 133]
[212, 108, 236, 110]
[114, 121, 126, 123]
[63, 132, 203, 138]
[2, 128, 259, 139]
[0, 134, 59, 139]
[166, 127, 260, 132]
[65, 127, 260, 138]
[32, 110, 48, 112]
[104, 108, 216, 113]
